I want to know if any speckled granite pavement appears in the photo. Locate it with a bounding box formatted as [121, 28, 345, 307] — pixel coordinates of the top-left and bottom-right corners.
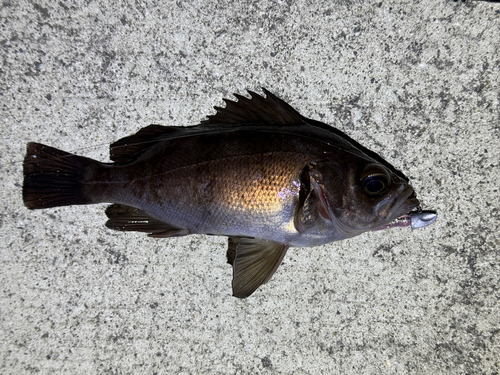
[1, 1, 499, 374]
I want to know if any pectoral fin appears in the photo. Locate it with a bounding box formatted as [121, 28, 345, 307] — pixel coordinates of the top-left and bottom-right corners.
[230, 237, 289, 298]
[226, 237, 240, 266]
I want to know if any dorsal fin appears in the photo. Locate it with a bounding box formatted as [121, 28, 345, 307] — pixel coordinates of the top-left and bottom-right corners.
[110, 125, 181, 164]
[202, 88, 305, 126]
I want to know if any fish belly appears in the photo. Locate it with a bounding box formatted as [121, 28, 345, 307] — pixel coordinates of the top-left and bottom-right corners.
[103, 152, 307, 243]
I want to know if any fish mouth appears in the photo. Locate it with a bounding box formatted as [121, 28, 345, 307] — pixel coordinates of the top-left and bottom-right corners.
[397, 187, 420, 217]
[378, 184, 420, 222]
[371, 185, 419, 231]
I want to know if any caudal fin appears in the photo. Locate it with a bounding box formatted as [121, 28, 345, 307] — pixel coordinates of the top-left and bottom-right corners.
[23, 142, 99, 209]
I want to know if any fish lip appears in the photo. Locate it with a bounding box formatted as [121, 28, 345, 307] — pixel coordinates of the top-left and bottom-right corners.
[393, 185, 420, 218]
[378, 184, 420, 221]
[398, 197, 420, 218]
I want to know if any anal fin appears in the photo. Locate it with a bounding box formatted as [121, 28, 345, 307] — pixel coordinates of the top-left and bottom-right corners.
[230, 237, 289, 298]
[105, 204, 189, 238]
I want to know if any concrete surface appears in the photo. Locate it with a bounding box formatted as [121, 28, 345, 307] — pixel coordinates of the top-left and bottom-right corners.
[1, 0, 499, 374]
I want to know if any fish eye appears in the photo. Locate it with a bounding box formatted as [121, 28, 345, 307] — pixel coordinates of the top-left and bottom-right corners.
[360, 166, 390, 196]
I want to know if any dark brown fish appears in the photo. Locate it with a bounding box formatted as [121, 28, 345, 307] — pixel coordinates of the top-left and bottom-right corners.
[23, 89, 421, 298]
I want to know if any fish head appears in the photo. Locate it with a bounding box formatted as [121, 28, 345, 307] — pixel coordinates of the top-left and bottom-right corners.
[306, 154, 420, 238]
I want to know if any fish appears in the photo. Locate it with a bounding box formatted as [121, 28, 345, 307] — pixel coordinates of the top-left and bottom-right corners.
[23, 88, 428, 298]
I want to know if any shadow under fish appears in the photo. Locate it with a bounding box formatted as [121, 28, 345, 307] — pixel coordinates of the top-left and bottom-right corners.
[23, 89, 436, 298]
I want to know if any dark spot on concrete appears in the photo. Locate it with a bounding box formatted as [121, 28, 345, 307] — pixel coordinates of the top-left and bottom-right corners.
[261, 356, 272, 368]
[105, 248, 128, 264]
[373, 244, 392, 258]
[441, 245, 456, 255]
[33, 3, 50, 19]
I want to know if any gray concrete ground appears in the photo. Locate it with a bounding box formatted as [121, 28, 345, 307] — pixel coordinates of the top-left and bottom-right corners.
[1, 0, 499, 374]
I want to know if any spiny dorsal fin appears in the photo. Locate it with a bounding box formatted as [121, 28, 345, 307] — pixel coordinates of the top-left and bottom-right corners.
[231, 237, 289, 298]
[202, 88, 305, 126]
[105, 204, 189, 238]
[110, 125, 182, 164]
[110, 90, 305, 164]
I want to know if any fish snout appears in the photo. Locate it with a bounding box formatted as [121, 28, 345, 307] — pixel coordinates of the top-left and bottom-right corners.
[376, 183, 419, 221]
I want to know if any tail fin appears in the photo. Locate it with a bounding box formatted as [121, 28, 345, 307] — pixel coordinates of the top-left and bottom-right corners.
[23, 142, 100, 209]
